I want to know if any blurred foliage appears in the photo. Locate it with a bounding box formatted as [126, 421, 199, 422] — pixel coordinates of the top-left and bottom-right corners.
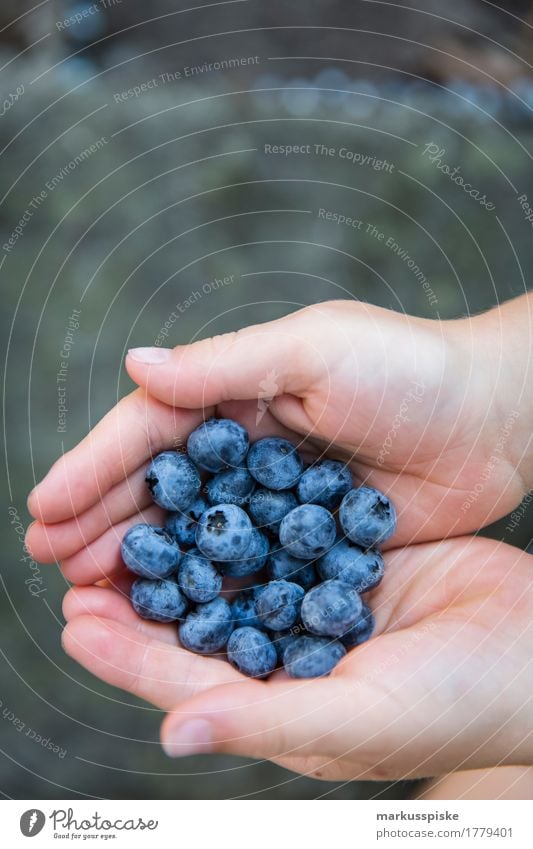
[2, 1, 533, 799]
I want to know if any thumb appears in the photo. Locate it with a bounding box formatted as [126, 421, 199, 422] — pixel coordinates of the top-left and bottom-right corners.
[159, 676, 361, 762]
[125, 310, 324, 408]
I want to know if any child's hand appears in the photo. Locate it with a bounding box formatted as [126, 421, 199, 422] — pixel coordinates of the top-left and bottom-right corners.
[25, 300, 533, 776]
[59, 535, 533, 778]
[27, 300, 527, 573]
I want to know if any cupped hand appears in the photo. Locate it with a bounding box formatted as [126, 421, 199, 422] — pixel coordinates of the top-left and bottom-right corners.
[24, 301, 532, 779]
[27, 300, 525, 574]
[59, 535, 533, 780]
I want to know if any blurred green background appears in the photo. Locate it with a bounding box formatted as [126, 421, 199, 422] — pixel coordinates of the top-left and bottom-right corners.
[2, 0, 533, 799]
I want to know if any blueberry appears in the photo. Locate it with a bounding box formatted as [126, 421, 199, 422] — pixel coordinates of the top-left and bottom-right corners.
[227, 627, 277, 678]
[267, 548, 318, 590]
[340, 603, 375, 649]
[187, 418, 249, 472]
[219, 527, 270, 577]
[339, 487, 397, 548]
[206, 466, 256, 506]
[178, 548, 222, 603]
[279, 504, 336, 559]
[318, 539, 384, 593]
[178, 597, 233, 655]
[164, 495, 208, 547]
[301, 580, 363, 637]
[270, 625, 305, 664]
[296, 459, 352, 509]
[230, 589, 265, 630]
[283, 636, 346, 678]
[145, 451, 201, 511]
[130, 576, 188, 622]
[255, 580, 305, 630]
[121, 524, 181, 579]
[248, 488, 299, 534]
[247, 437, 303, 490]
[195, 503, 252, 561]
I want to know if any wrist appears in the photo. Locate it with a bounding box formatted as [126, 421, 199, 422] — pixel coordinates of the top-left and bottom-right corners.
[446, 301, 533, 499]
[472, 299, 533, 495]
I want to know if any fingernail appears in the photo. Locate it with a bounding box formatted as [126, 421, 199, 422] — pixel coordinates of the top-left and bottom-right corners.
[27, 485, 42, 514]
[28, 472, 48, 499]
[128, 347, 172, 365]
[162, 719, 213, 758]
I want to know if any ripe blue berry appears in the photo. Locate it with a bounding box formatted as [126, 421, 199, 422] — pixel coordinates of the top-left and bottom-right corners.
[341, 603, 375, 649]
[339, 487, 397, 548]
[248, 488, 298, 533]
[283, 636, 346, 678]
[247, 437, 303, 490]
[279, 504, 336, 559]
[121, 524, 181, 579]
[296, 459, 352, 509]
[145, 451, 200, 511]
[270, 629, 299, 662]
[195, 503, 252, 561]
[178, 548, 222, 603]
[301, 579, 363, 637]
[219, 527, 270, 577]
[227, 627, 277, 678]
[206, 466, 256, 506]
[178, 597, 233, 655]
[130, 576, 188, 622]
[267, 548, 318, 590]
[318, 539, 384, 593]
[164, 495, 208, 547]
[230, 589, 265, 630]
[255, 580, 305, 630]
[187, 418, 249, 472]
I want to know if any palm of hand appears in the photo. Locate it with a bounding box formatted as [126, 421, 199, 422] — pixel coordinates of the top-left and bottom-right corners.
[60, 533, 531, 780]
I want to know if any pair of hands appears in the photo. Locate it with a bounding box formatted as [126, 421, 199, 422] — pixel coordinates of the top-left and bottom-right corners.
[26, 300, 533, 780]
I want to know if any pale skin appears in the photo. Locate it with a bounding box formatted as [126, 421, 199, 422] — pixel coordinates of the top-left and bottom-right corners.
[26, 298, 533, 780]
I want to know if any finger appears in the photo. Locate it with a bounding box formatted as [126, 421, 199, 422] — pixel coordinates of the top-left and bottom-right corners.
[96, 568, 136, 594]
[159, 673, 361, 761]
[28, 389, 208, 524]
[62, 615, 241, 710]
[62, 585, 179, 646]
[26, 464, 153, 563]
[159, 621, 444, 765]
[125, 309, 325, 408]
[59, 504, 165, 585]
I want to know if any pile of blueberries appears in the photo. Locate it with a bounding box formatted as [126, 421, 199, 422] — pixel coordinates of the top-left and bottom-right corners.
[121, 418, 396, 679]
